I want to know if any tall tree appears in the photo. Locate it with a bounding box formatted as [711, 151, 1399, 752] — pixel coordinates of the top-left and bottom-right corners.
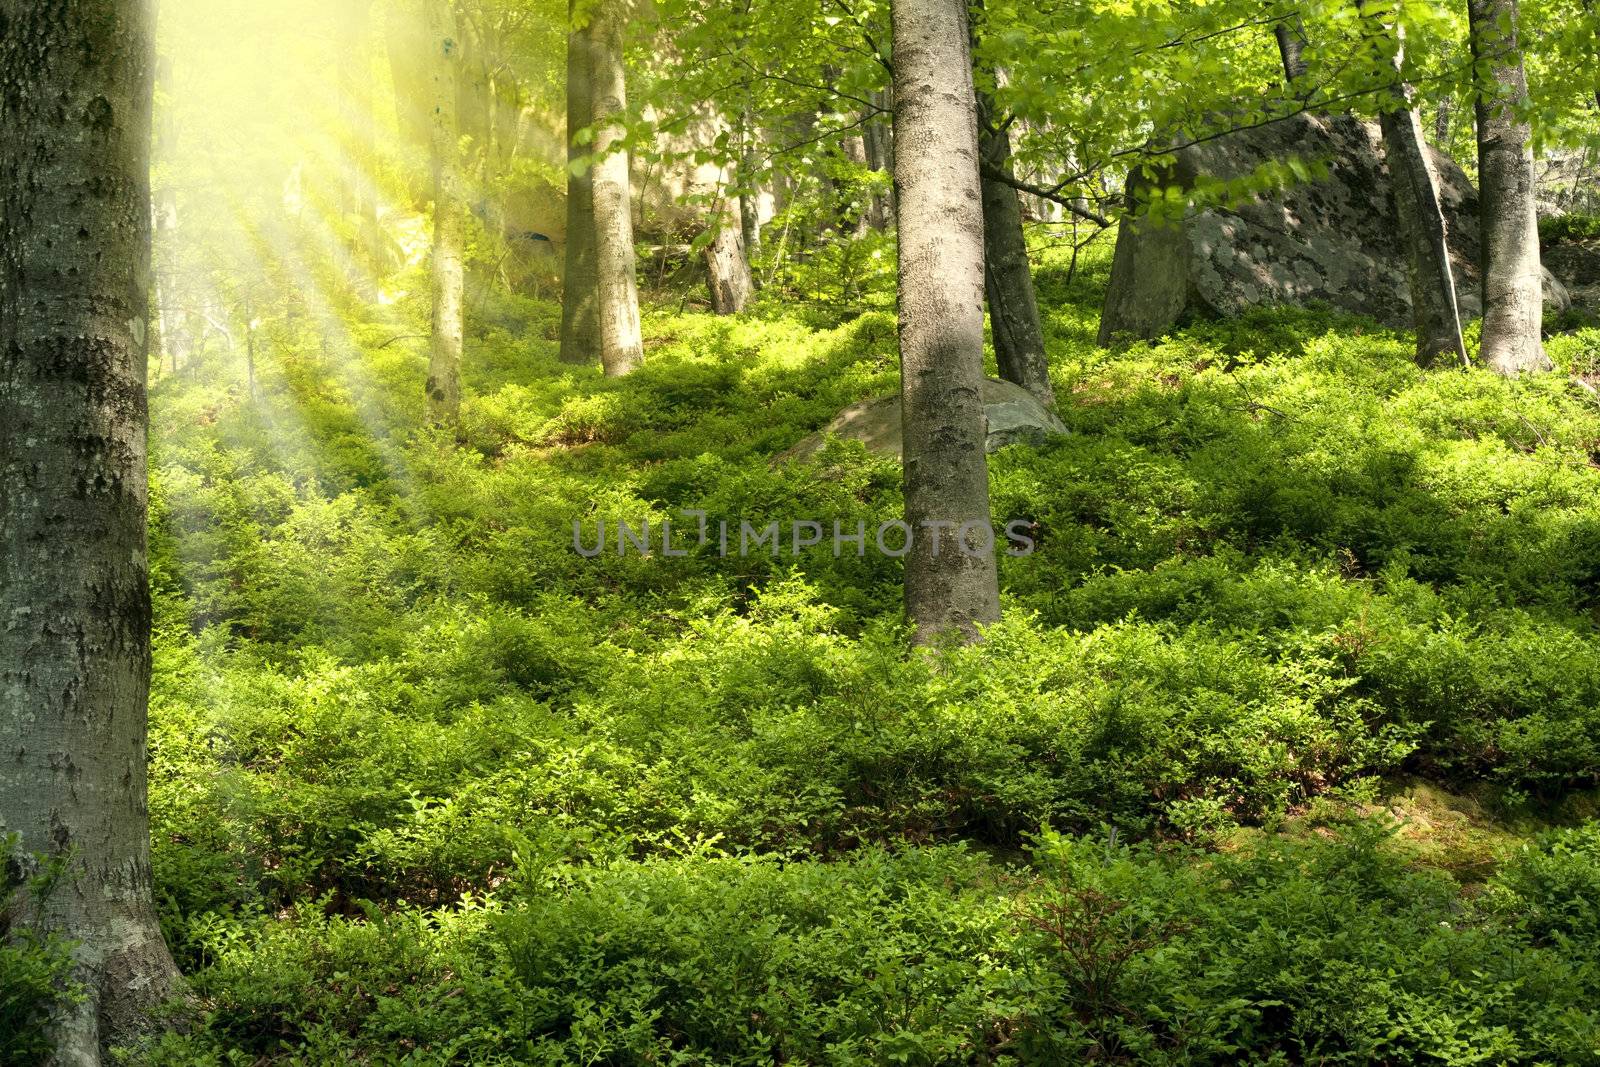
[1372, 14, 1469, 366]
[972, 4, 1056, 408]
[580, 0, 643, 376]
[0, 0, 184, 1059]
[1469, 0, 1550, 374]
[560, 0, 601, 364]
[152, 52, 192, 376]
[424, 0, 466, 425]
[892, 0, 1003, 646]
[335, 0, 379, 300]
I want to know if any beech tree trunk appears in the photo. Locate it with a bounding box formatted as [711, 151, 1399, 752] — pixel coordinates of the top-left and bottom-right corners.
[424, 0, 465, 426]
[151, 53, 190, 377]
[0, 3, 184, 1062]
[581, 1, 643, 377]
[336, 0, 379, 300]
[1274, 16, 1310, 89]
[892, 0, 1002, 647]
[1469, 0, 1549, 374]
[560, 0, 601, 365]
[704, 207, 755, 314]
[970, 13, 1054, 409]
[1369, 13, 1468, 366]
[737, 104, 764, 264]
[862, 91, 893, 230]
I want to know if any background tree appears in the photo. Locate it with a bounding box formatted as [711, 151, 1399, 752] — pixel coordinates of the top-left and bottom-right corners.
[972, 0, 1056, 408]
[561, 0, 603, 363]
[1469, 0, 1550, 374]
[580, 0, 644, 376]
[424, 0, 466, 425]
[0, 0, 184, 1059]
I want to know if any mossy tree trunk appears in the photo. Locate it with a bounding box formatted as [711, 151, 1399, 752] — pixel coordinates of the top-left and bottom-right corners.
[0, 2, 185, 1061]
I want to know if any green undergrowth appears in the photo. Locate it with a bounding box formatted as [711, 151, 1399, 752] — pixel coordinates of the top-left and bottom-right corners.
[130, 237, 1600, 1062]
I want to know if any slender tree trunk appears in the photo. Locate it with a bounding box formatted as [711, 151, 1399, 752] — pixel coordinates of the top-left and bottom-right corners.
[737, 103, 764, 266]
[152, 53, 190, 377]
[971, 7, 1054, 408]
[1433, 94, 1453, 144]
[0, 3, 184, 1062]
[1368, 11, 1468, 365]
[560, 0, 601, 364]
[704, 202, 755, 314]
[1469, 0, 1549, 374]
[862, 91, 893, 229]
[1585, 0, 1600, 111]
[424, 0, 465, 425]
[335, 0, 379, 300]
[892, 0, 1002, 647]
[582, 0, 643, 376]
[1274, 14, 1310, 89]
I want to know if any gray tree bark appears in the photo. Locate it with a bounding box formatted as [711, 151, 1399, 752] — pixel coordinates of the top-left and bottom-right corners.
[892, 0, 1002, 647]
[560, 0, 601, 365]
[862, 91, 894, 230]
[704, 206, 755, 314]
[582, 0, 643, 377]
[1469, 0, 1550, 374]
[1274, 15, 1310, 89]
[1433, 94, 1453, 144]
[737, 103, 764, 265]
[1369, 11, 1468, 365]
[970, 18, 1054, 408]
[424, 0, 465, 426]
[0, 2, 184, 1062]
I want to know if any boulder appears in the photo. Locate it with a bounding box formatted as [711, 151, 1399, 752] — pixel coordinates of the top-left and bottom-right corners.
[1099, 113, 1568, 344]
[1545, 240, 1600, 288]
[778, 378, 1067, 464]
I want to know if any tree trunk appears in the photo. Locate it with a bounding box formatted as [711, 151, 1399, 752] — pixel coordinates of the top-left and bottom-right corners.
[1368, 11, 1468, 366]
[582, 1, 643, 377]
[1585, 0, 1600, 111]
[0, 3, 184, 1062]
[704, 205, 755, 314]
[559, 0, 601, 365]
[1469, 0, 1549, 375]
[1433, 94, 1453, 145]
[971, 11, 1054, 408]
[424, 0, 465, 425]
[862, 91, 894, 229]
[1274, 15, 1310, 89]
[335, 0, 379, 300]
[892, 0, 1002, 647]
[151, 53, 191, 378]
[737, 103, 764, 265]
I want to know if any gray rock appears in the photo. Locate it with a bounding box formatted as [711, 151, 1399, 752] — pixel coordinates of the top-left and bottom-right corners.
[1545, 240, 1600, 288]
[778, 378, 1067, 464]
[1099, 113, 1570, 343]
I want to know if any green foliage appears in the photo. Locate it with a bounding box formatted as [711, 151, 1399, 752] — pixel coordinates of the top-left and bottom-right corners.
[0, 838, 81, 1067]
[142, 235, 1600, 1061]
[1541, 212, 1600, 245]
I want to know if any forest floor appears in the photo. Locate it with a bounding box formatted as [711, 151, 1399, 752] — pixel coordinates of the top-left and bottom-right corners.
[114, 238, 1600, 1063]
